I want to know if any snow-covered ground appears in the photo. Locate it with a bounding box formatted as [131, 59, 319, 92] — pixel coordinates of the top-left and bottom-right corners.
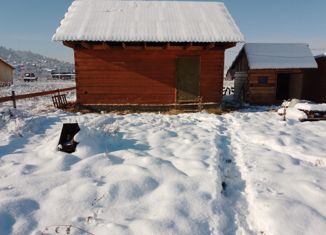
[0, 79, 75, 97]
[224, 110, 326, 235]
[0, 93, 325, 234]
[223, 80, 234, 89]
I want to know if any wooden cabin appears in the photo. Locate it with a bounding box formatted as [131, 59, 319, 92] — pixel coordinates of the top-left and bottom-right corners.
[53, 0, 244, 110]
[303, 54, 326, 103]
[227, 43, 318, 104]
[0, 58, 14, 86]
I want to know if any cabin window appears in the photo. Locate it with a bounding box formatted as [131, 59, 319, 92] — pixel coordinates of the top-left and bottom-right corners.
[258, 76, 269, 85]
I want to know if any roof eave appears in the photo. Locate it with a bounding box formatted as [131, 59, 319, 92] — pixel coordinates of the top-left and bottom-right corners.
[52, 38, 245, 43]
[248, 66, 318, 70]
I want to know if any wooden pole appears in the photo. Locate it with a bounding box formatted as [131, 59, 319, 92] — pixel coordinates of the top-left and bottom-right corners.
[12, 91, 16, 108]
[283, 102, 287, 121]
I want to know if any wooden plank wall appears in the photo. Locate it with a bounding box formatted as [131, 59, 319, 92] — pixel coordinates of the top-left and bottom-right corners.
[234, 50, 249, 72]
[248, 69, 304, 104]
[74, 48, 224, 105]
[247, 70, 277, 104]
[303, 58, 326, 103]
[0, 60, 13, 84]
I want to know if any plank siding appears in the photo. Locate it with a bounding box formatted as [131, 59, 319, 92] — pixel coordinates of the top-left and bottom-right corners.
[247, 70, 277, 104]
[230, 48, 310, 104]
[0, 60, 14, 84]
[303, 57, 326, 103]
[247, 69, 305, 104]
[74, 48, 225, 105]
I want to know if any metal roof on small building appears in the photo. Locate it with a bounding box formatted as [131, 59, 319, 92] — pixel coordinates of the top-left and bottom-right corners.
[244, 43, 318, 69]
[53, 0, 244, 43]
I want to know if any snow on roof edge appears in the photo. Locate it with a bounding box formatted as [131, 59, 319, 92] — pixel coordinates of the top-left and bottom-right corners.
[52, 0, 244, 43]
[52, 0, 79, 42]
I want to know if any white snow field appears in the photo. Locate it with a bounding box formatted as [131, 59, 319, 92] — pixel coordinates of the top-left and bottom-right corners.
[0, 101, 326, 234]
[0, 79, 75, 97]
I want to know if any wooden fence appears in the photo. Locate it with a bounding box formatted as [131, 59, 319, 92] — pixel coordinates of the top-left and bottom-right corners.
[223, 86, 235, 96]
[0, 82, 12, 88]
[0, 87, 76, 107]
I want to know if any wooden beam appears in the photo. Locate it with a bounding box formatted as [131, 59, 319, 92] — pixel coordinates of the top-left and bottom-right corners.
[93, 43, 111, 50]
[205, 43, 215, 50]
[103, 42, 111, 50]
[184, 42, 193, 50]
[63, 41, 76, 49]
[223, 42, 237, 49]
[81, 42, 92, 49]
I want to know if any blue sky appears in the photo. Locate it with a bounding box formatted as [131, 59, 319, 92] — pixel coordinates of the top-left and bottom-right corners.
[0, 0, 325, 65]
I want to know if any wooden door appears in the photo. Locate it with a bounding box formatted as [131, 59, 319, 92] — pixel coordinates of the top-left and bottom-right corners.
[176, 57, 200, 103]
[276, 73, 291, 100]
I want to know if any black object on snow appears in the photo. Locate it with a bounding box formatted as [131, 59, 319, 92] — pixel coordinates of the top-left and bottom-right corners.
[221, 181, 227, 192]
[57, 123, 80, 153]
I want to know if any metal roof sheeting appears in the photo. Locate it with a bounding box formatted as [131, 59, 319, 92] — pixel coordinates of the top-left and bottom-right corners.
[245, 43, 318, 69]
[53, 0, 244, 43]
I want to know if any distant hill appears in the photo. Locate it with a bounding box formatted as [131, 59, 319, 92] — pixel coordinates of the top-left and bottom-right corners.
[0, 46, 74, 79]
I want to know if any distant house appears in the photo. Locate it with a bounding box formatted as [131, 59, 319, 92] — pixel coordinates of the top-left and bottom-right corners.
[53, 0, 244, 110]
[51, 71, 75, 80]
[303, 53, 326, 103]
[228, 43, 318, 104]
[0, 58, 14, 86]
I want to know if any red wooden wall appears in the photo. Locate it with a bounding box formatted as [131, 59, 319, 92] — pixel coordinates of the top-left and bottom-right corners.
[74, 48, 225, 105]
[304, 57, 326, 103]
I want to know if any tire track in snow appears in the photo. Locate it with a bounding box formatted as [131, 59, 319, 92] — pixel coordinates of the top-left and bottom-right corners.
[212, 114, 254, 235]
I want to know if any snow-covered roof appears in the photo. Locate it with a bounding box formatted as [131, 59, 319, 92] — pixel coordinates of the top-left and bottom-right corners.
[295, 103, 326, 112]
[244, 43, 318, 69]
[53, 0, 244, 43]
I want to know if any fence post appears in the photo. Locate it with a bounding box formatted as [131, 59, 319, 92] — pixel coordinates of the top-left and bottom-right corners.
[12, 91, 16, 108]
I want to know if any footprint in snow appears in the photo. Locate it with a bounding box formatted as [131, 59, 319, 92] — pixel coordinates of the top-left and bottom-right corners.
[21, 164, 38, 175]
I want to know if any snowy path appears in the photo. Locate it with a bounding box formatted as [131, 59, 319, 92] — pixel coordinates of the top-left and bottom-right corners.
[215, 115, 254, 235]
[224, 111, 326, 235]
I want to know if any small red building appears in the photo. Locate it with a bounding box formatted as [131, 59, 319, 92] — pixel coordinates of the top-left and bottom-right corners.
[53, 0, 243, 110]
[227, 43, 318, 104]
[0, 58, 14, 86]
[303, 54, 326, 103]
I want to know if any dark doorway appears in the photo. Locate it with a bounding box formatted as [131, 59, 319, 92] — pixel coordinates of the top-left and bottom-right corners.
[276, 73, 291, 100]
[176, 57, 200, 103]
